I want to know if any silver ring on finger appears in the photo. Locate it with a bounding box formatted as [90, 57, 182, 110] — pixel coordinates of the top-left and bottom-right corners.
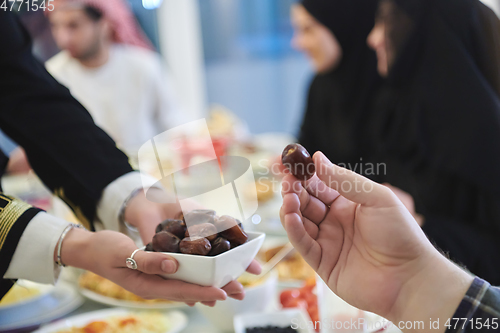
[126, 249, 141, 270]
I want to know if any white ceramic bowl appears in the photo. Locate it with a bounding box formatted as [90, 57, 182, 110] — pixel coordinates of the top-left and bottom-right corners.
[196, 271, 278, 331]
[234, 309, 314, 333]
[146, 231, 265, 288]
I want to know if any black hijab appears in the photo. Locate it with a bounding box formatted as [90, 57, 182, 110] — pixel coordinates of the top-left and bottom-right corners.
[373, 0, 500, 283]
[298, 0, 381, 174]
[374, 0, 500, 218]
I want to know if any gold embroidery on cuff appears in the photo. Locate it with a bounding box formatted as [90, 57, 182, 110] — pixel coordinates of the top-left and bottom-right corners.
[0, 198, 32, 250]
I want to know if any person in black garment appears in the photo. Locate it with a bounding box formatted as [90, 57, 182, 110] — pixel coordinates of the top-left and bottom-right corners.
[292, 0, 381, 179]
[0, 12, 259, 303]
[367, 0, 500, 284]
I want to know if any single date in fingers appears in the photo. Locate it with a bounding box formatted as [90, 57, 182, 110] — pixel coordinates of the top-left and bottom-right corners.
[282, 144, 315, 180]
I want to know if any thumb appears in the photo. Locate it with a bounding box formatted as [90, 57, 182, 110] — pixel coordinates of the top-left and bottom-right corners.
[132, 250, 179, 275]
[313, 152, 394, 207]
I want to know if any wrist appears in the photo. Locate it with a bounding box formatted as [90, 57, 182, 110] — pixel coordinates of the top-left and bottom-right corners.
[58, 227, 94, 270]
[123, 190, 151, 227]
[119, 188, 143, 227]
[390, 252, 474, 332]
[123, 188, 202, 244]
[123, 189, 173, 244]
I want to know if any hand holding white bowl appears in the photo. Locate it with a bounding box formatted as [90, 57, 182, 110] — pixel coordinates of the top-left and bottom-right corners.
[58, 228, 261, 307]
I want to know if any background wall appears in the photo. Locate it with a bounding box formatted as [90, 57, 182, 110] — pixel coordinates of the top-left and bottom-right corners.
[198, 0, 311, 136]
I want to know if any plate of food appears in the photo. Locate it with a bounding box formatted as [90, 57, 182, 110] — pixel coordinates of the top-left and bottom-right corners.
[259, 239, 316, 287]
[33, 308, 187, 333]
[78, 271, 187, 310]
[0, 279, 54, 309]
[0, 280, 83, 331]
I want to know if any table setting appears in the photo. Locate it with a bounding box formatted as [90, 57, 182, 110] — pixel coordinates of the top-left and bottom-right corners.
[0, 129, 401, 333]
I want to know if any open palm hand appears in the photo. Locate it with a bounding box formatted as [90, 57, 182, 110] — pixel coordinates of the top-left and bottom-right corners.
[280, 152, 441, 318]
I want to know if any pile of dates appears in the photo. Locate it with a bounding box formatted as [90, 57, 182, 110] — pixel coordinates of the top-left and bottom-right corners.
[145, 209, 248, 256]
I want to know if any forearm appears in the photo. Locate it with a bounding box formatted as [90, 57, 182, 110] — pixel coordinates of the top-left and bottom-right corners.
[390, 253, 474, 333]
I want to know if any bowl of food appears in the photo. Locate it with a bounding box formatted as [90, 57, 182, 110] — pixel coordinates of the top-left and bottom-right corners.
[196, 270, 278, 331]
[143, 210, 265, 288]
[234, 308, 314, 333]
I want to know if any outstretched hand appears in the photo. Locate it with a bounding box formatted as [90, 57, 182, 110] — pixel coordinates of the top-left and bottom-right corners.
[121, 189, 261, 306]
[280, 152, 472, 326]
[62, 229, 260, 307]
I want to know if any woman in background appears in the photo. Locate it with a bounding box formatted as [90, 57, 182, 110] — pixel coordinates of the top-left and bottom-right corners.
[367, 0, 500, 284]
[292, 0, 381, 179]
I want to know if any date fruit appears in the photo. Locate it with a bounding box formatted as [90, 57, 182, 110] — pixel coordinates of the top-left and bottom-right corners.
[145, 242, 153, 252]
[216, 215, 248, 245]
[208, 237, 231, 256]
[192, 209, 217, 215]
[281, 143, 315, 180]
[236, 219, 244, 230]
[185, 222, 218, 241]
[155, 219, 186, 239]
[174, 211, 184, 221]
[152, 231, 181, 253]
[184, 209, 216, 226]
[179, 237, 212, 255]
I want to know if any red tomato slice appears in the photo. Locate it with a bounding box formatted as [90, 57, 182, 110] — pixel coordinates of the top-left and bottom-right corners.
[280, 289, 301, 306]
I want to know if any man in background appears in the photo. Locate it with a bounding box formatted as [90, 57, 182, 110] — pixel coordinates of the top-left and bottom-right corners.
[46, 0, 186, 152]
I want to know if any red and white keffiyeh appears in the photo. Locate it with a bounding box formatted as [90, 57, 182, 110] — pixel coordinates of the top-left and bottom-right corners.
[49, 0, 154, 50]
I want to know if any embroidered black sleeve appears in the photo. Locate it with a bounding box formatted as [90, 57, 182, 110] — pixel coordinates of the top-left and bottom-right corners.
[0, 206, 42, 299]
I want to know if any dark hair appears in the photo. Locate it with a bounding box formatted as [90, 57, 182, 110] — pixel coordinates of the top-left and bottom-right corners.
[83, 5, 103, 21]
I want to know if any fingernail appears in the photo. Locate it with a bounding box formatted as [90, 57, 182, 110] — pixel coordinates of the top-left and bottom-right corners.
[161, 260, 177, 274]
[230, 291, 245, 300]
[320, 153, 333, 166]
[218, 291, 227, 301]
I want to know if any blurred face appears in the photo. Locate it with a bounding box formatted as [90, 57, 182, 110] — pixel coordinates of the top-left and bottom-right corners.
[367, 20, 389, 76]
[49, 8, 109, 61]
[367, 0, 409, 77]
[291, 4, 342, 73]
